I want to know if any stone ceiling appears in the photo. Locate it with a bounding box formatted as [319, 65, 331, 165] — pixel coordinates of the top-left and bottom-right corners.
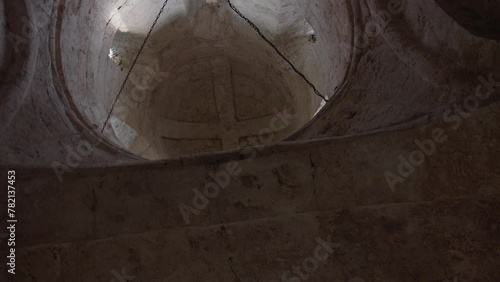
[105, 0, 322, 158]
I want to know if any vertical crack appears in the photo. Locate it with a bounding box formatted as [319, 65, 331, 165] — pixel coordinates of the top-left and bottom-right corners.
[309, 153, 320, 210]
[218, 225, 242, 281]
[309, 152, 317, 180]
[101, 0, 171, 132]
[229, 257, 242, 282]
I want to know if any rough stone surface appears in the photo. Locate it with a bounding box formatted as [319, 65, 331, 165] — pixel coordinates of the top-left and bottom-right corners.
[0, 0, 500, 281]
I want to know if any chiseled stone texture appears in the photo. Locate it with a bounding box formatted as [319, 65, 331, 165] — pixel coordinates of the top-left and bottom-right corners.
[9, 196, 500, 281]
[1, 98, 499, 281]
[1, 0, 500, 281]
[6, 100, 499, 245]
[290, 0, 500, 141]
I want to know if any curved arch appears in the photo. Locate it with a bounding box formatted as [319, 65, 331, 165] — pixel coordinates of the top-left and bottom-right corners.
[0, 0, 39, 134]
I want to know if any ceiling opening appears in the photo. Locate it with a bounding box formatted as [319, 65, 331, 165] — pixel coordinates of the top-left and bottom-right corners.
[56, 0, 354, 159]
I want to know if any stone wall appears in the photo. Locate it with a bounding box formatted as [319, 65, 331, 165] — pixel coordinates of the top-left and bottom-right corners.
[0, 0, 499, 281]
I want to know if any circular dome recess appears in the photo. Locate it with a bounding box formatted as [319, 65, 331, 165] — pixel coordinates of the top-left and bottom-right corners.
[57, 0, 355, 160]
[102, 0, 325, 159]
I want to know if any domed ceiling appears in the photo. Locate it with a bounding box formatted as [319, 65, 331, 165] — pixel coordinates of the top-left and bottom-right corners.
[102, 0, 325, 159]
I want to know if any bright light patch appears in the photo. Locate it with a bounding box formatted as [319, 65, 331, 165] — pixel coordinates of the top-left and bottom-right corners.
[108, 48, 115, 59]
[314, 99, 326, 116]
[109, 6, 129, 32]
